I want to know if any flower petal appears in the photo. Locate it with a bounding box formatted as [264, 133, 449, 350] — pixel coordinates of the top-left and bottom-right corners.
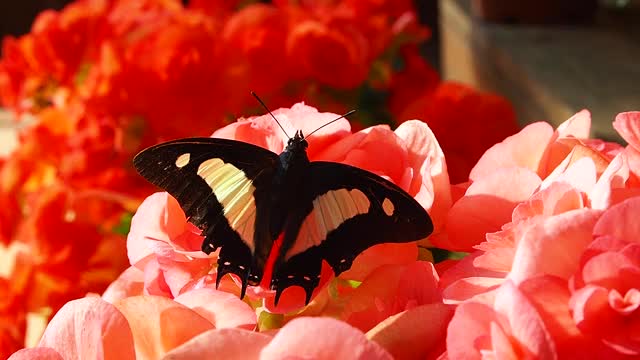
[114, 295, 214, 359]
[594, 196, 640, 243]
[613, 112, 640, 152]
[102, 265, 145, 303]
[556, 109, 591, 139]
[509, 209, 602, 284]
[444, 167, 541, 251]
[394, 120, 452, 228]
[260, 317, 393, 360]
[173, 288, 256, 330]
[8, 347, 63, 360]
[366, 303, 453, 360]
[494, 281, 557, 359]
[162, 328, 272, 360]
[470, 122, 554, 181]
[39, 297, 135, 360]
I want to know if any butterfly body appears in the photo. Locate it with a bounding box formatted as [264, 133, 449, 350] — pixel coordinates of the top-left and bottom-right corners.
[134, 130, 433, 304]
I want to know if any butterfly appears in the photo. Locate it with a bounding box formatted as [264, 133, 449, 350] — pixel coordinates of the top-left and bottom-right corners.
[133, 100, 433, 305]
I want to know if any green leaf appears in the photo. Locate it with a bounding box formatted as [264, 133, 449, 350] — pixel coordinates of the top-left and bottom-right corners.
[328, 278, 362, 299]
[258, 310, 284, 331]
[113, 212, 133, 235]
[430, 247, 468, 263]
[74, 63, 91, 86]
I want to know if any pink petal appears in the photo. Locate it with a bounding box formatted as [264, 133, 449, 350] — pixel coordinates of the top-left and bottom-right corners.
[261, 317, 393, 360]
[114, 295, 214, 359]
[539, 155, 598, 194]
[8, 348, 63, 360]
[441, 277, 503, 304]
[594, 196, 640, 243]
[438, 252, 505, 291]
[446, 167, 541, 251]
[609, 288, 640, 315]
[556, 109, 591, 139]
[489, 321, 520, 359]
[509, 209, 602, 283]
[162, 328, 272, 360]
[38, 297, 135, 360]
[518, 276, 584, 356]
[582, 252, 636, 287]
[366, 303, 453, 360]
[473, 229, 517, 273]
[343, 262, 441, 332]
[315, 125, 410, 187]
[470, 122, 554, 181]
[494, 281, 557, 359]
[613, 112, 640, 152]
[623, 146, 640, 184]
[590, 153, 630, 210]
[446, 302, 498, 359]
[340, 242, 417, 281]
[141, 256, 172, 297]
[570, 285, 619, 333]
[158, 256, 214, 297]
[212, 103, 352, 158]
[127, 192, 201, 266]
[545, 144, 611, 187]
[102, 266, 145, 303]
[173, 288, 256, 330]
[511, 182, 584, 222]
[394, 120, 452, 229]
[212, 115, 285, 153]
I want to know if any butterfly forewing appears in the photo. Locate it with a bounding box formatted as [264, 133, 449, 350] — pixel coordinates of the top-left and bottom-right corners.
[133, 137, 279, 293]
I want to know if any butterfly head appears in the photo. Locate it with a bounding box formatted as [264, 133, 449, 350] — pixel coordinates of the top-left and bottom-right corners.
[286, 130, 309, 152]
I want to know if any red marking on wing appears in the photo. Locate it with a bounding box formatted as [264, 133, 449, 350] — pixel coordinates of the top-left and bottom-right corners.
[260, 233, 284, 288]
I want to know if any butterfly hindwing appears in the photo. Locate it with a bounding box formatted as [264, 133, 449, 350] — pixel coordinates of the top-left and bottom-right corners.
[132, 137, 279, 292]
[271, 161, 433, 302]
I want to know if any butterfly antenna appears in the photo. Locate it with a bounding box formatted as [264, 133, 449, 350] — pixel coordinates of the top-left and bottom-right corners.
[251, 91, 290, 139]
[305, 109, 356, 138]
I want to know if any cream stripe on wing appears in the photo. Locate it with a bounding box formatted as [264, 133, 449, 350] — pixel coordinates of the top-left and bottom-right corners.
[285, 188, 371, 260]
[196, 158, 257, 252]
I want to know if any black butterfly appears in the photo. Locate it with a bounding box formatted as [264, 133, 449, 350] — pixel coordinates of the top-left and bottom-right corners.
[133, 107, 433, 305]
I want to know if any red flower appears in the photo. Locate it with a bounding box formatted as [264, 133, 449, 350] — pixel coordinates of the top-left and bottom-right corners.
[222, 4, 290, 94]
[398, 82, 519, 183]
[286, 17, 370, 89]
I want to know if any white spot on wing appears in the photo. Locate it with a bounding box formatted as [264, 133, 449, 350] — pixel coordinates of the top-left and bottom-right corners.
[196, 158, 257, 252]
[286, 188, 371, 260]
[175, 153, 191, 168]
[382, 198, 395, 216]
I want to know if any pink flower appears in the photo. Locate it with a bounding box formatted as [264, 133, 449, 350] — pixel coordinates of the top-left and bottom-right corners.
[569, 197, 640, 355]
[340, 261, 453, 359]
[123, 192, 222, 300]
[438, 110, 640, 358]
[342, 261, 444, 332]
[446, 280, 558, 359]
